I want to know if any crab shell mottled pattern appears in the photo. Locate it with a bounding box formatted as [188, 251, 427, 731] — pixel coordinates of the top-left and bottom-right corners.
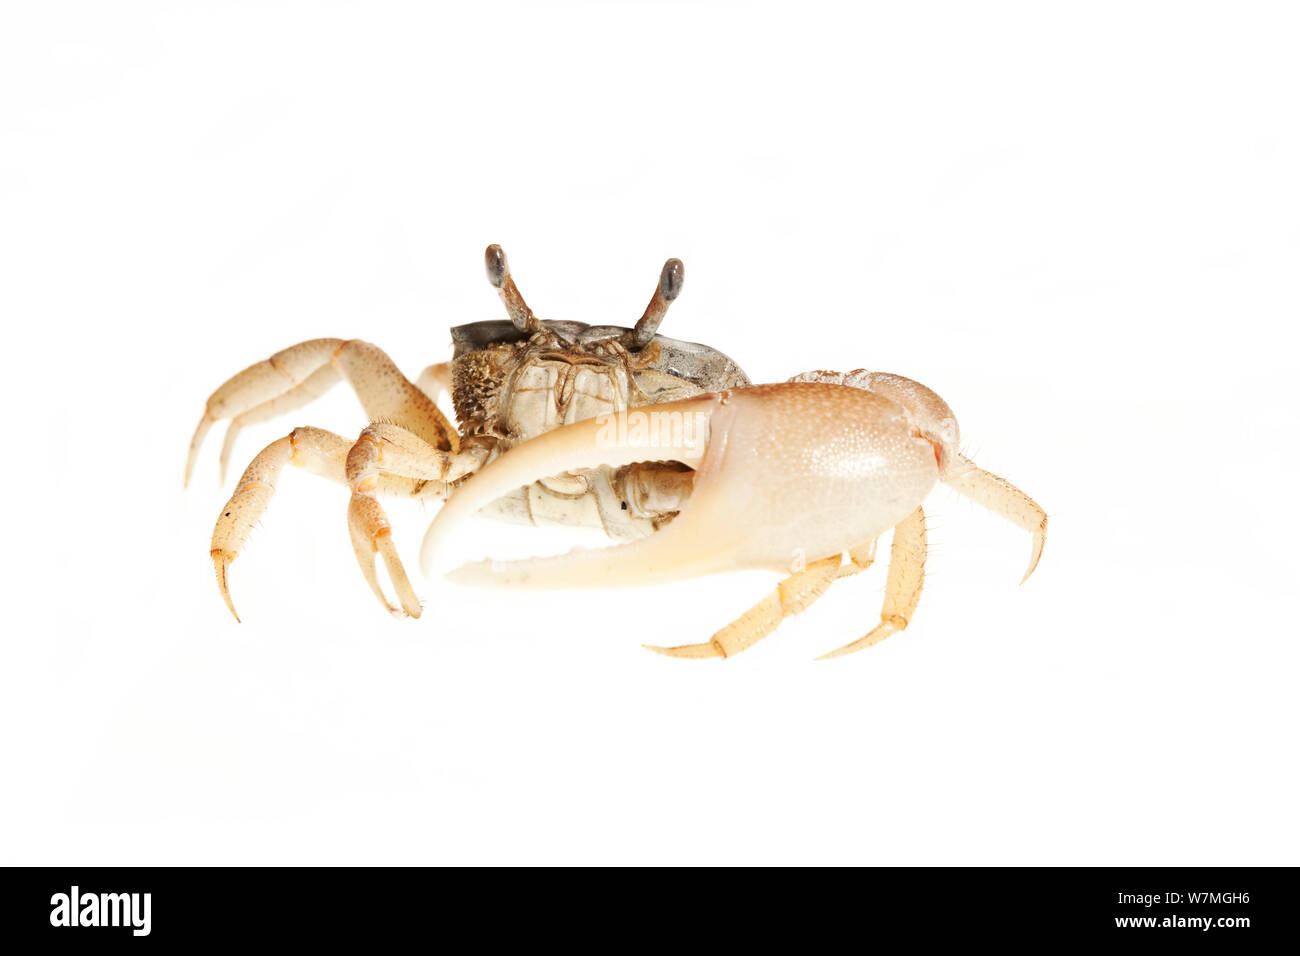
[448, 319, 750, 442]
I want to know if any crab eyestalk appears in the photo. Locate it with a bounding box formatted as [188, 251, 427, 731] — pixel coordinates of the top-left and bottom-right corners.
[627, 258, 684, 348]
[484, 243, 539, 332]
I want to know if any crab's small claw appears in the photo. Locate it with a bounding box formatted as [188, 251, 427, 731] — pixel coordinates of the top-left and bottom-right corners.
[420, 383, 943, 592]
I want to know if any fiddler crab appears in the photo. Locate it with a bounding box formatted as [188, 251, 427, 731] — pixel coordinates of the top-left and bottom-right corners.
[187, 245, 1046, 659]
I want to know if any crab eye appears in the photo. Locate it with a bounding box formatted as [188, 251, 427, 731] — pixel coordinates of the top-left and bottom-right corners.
[627, 257, 684, 348]
[659, 257, 684, 302]
[484, 244, 509, 288]
[484, 244, 539, 332]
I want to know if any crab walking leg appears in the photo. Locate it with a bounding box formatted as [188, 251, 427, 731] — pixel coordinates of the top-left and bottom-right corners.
[648, 543, 878, 659]
[189, 339, 344, 486]
[187, 338, 459, 486]
[345, 424, 488, 618]
[818, 507, 928, 660]
[414, 362, 453, 405]
[217, 365, 342, 484]
[646, 555, 844, 659]
[211, 426, 469, 621]
[212, 427, 353, 622]
[942, 453, 1047, 583]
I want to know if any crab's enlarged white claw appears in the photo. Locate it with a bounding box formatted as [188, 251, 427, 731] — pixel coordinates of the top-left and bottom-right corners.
[422, 383, 943, 591]
[419, 393, 728, 580]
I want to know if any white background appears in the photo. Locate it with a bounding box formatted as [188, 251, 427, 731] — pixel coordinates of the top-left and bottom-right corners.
[3, 1, 1297, 865]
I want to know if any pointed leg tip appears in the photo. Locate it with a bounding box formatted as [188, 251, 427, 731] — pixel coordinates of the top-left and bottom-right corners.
[1020, 534, 1046, 585]
[213, 551, 241, 621]
[187, 414, 215, 491]
[218, 427, 239, 488]
[389, 600, 423, 620]
[643, 642, 724, 660]
[366, 591, 406, 618]
[819, 625, 899, 659]
[220, 587, 241, 623]
[816, 641, 877, 660]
